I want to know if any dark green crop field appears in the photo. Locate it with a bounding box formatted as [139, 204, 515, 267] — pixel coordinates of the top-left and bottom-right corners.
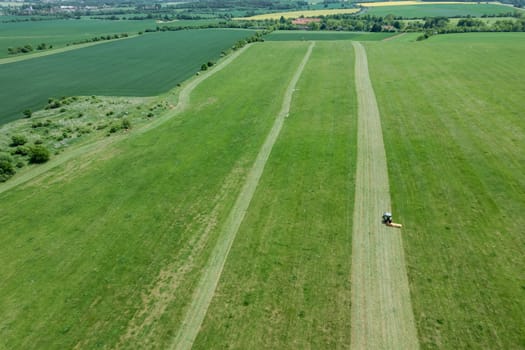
[362, 3, 517, 18]
[366, 32, 525, 349]
[0, 18, 156, 58]
[264, 30, 395, 41]
[0, 29, 254, 125]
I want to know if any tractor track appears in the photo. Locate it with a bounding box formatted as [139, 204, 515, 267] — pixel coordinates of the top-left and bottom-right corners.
[171, 42, 315, 350]
[350, 41, 419, 350]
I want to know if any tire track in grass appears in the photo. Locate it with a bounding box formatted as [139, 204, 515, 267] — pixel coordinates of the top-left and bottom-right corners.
[171, 42, 315, 350]
[350, 41, 419, 350]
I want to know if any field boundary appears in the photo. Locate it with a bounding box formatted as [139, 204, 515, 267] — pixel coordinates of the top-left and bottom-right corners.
[350, 41, 419, 349]
[0, 45, 251, 195]
[170, 42, 315, 350]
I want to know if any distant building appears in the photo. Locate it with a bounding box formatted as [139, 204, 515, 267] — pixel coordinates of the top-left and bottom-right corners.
[292, 18, 321, 25]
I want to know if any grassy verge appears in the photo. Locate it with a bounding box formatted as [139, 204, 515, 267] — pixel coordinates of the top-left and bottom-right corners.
[0, 42, 308, 349]
[193, 41, 356, 349]
[365, 32, 525, 348]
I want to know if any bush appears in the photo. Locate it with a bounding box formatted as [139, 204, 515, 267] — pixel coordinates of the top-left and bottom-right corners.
[201, 63, 208, 71]
[13, 145, 30, 156]
[10, 134, 27, 147]
[0, 153, 15, 182]
[23, 109, 32, 118]
[121, 118, 131, 130]
[28, 145, 50, 164]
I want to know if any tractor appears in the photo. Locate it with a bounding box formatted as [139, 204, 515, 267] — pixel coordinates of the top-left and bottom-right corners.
[382, 212, 402, 228]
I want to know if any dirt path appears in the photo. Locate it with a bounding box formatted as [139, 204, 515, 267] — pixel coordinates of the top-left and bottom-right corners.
[0, 46, 249, 196]
[171, 42, 315, 350]
[350, 41, 419, 349]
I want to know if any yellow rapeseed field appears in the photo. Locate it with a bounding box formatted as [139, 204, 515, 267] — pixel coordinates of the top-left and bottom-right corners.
[239, 8, 360, 20]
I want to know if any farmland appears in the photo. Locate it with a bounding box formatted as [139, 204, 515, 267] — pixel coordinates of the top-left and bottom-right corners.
[0, 11, 524, 350]
[241, 8, 359, 20]
[0, 42, 308, 349]
[361, 3, 517, 18]
[0, 29, 254, 125]
[0, 19, 156, 59]
[365, 32, 525, 348]
[192, 41, 356, 349]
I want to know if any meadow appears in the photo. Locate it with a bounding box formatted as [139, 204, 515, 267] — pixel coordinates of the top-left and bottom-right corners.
[0, 42, 308, 349]
[0, 29, 254, 125]
[0, 18, 523, 350]
[361, 3, 516, 18]
[193, 41, 356, 349]
[265, 30, 395, 41]
[0, 18, 156, 59]
[365, 32, 525, 348]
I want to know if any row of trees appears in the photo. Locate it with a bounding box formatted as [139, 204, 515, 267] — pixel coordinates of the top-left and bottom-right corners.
[7, 43, 53, 55]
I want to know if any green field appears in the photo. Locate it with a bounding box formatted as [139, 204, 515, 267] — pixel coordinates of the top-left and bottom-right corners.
[265, 30, 395, 41]
[193, 41, 355, 348]
[0, 19, 156, 58]
[0, 42, 308, 349]
[362, 3, 517, 18]
[365, 32, 525, 348]
[0, 28, 524, 349]
[0, 29, 254, 125]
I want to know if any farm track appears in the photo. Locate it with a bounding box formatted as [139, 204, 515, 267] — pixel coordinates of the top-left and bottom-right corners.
[171, 42, 315, 350]
[0, 45, 249, 195]
[350, 41, 419, 349]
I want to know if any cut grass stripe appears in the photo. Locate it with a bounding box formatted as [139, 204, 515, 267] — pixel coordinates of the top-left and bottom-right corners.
[171, 42, 315, 350]
[350, 41, 419, 349]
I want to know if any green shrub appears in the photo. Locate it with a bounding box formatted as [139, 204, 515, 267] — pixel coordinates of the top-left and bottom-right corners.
[13, 145, 30, 156]
[23, 109, 32, 118]
[0, 153, 15, 182]
[10, 135, 27, 147]
[28, 145, 50, 164]
[121, 118, 131, 130]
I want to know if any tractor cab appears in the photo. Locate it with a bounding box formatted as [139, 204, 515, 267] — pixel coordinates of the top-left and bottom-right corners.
[382, 212, 393, 224]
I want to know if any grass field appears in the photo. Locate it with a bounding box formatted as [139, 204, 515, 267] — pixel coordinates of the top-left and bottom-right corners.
[241, 8, 359, 20]
[265, 30, 396, 41]
[0, 42, 309, 349]
[0, 29, 254, 125]
[0, 19, 156, 59]
[361, 3, 516, 17]
[365, 32, 525, 348]
[193, 40, 356, 349]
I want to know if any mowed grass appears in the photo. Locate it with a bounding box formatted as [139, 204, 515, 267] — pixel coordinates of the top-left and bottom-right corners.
[365, 33, 525, 348]
[0, 18, 156, 58]
[265, 30, 395, 41]
[0, 29, 254, 125]
[362, 3, 516, 18]
[193, 41, 356, 348]
[0, 42, 309, 349]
